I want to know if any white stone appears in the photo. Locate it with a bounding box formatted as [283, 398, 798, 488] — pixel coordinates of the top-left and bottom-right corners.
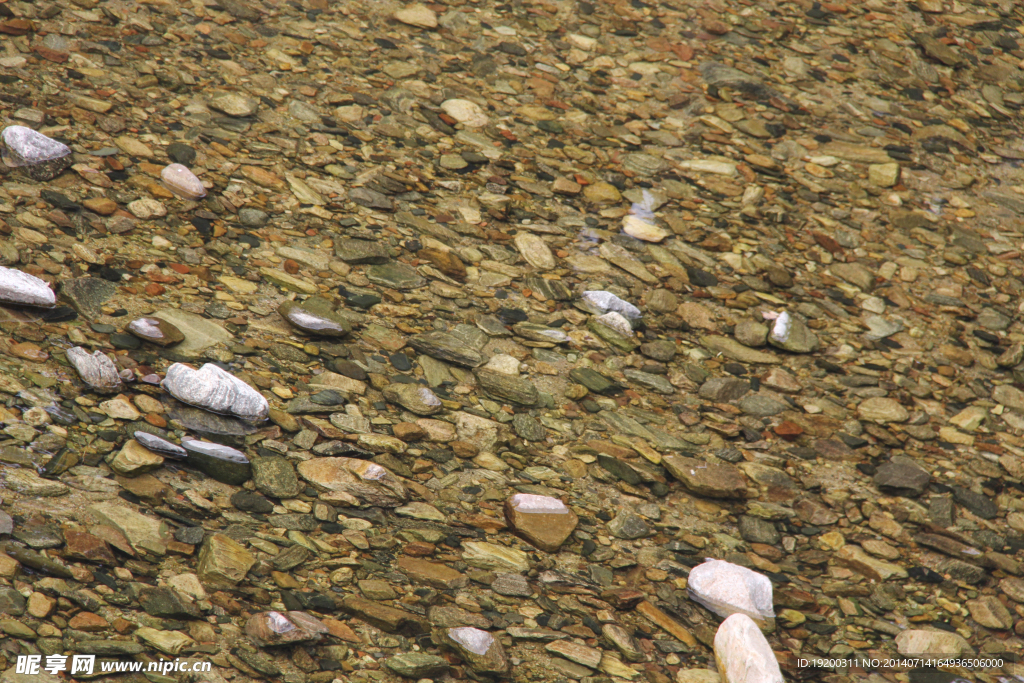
[162, 363, 269, 421]
[161, 164, 206, 201]
[622, 214, 670, 242]
[449, 627, 493, 655]
[510, 493, 568, 514]
[1, 125, 70, 166]
[67, 347, 123, 394]
[713, 614, 784, 683]
[688, 560, 774, 624]
[0, 266, 56, 307]
[595, 311, 634, 337]
[441, 99, 489, 127]
[581, 291, 642, 319]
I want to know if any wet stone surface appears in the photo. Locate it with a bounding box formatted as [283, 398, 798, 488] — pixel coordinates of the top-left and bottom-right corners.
[2, 0, 1024, 681]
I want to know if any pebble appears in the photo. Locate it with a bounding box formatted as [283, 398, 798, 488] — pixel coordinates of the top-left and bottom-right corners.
[161, 163, 206, 201]
[2, 0, 1024, 678]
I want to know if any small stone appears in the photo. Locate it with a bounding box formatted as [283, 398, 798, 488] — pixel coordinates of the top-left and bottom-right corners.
[386, 653, 449, 678]
[126, 316, 185, 346]
[161, 163, 206, 200]
[196, 533, 256, 588]
[245, 611, 328, 646]
[393, 4, 438, 28]
[383, 383, 443, 415]
[279, 297, 352, 337]
[108, 439, 164, 476]
[134, 432, 187, 459]
[874, 458, 930, 497]
[438, 627, 510, 678]
[857, 397, 909, 423]
[441, 99, 489, 127]
[209, 92, 260, 117]
[895, 629, 972, 656]
[297, 457, 408, 507]
[868, 163, 900, 187]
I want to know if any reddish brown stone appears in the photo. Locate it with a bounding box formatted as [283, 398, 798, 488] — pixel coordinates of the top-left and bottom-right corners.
[417, 248, 466, 281]
[283, 259, 300, 274]
[69, 612, 109, 632]
[450, 441, 478, 458]
[89, 525, 135, 557]
[392, 422, 428, 442]
[403, 542, 436, 556]
[63, 529, 116, 565]
[774, 421, 803, 441]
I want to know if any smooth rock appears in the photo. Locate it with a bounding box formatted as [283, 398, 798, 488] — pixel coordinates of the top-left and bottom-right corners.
[161, 163, 206, 200]
[127, 317, 185, 346]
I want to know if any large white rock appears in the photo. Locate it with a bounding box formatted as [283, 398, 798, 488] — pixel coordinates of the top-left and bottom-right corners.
[713, 614, 784, 683]
[687, 560, 774, 624]
[162, 363, 269, 422]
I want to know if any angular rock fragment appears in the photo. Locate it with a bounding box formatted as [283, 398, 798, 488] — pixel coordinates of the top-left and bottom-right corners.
[162, 363, 269, 422]
[504, 493, 578, 552]
[1, 125, 72, 180]
[297, 457, 408, 506]
[437, 627, 510, 678]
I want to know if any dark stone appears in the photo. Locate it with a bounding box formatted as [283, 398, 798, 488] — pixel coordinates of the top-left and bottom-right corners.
[874, 458, 931, 496]
[231, 490, 274, 513]
[951, 487, 998, 519]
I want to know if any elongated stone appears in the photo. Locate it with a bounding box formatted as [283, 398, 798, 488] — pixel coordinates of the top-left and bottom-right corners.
[278, 297, 351, 337]
[409, 331, 483, 367]
[161, 163, 206, 200]
[0, 266, 56, 308]
[713, 614, 784, 683]
[1, 125, 72, 180]
[134, 432, 187, 459]
[126, 317, 184, 346]
[181, 439, 251, 485]
[579, 291, 642, 319]
[504, 494, 577, 552]
[66, 347, 122, 394]
[475, 369, 538, 406]
[162, 363, 269, 422]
